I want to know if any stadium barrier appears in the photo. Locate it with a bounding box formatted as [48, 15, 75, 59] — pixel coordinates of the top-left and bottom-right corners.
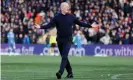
[1, 44, 133, 56]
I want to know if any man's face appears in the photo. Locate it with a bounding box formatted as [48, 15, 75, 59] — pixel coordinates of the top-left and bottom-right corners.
[60, 2, 70, 14]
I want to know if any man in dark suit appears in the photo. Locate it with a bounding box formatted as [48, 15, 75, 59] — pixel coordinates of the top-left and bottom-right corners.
[35, 2, 98, 79]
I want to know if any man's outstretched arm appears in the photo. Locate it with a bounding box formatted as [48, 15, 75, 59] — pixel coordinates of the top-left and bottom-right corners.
[74, 18, 92, 28]
[35, 17, 56, 29]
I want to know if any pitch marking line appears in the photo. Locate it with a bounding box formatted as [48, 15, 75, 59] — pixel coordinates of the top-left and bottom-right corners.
[111, 73, 133, 79]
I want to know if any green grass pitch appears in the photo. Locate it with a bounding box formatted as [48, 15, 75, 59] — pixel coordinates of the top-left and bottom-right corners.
[1, 55, 133, 80]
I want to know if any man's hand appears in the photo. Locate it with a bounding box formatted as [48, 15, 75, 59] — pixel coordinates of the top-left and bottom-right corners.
[34, 23, 41, 29]
[91, 22, 99, 28]
[91, 22, 99, 32]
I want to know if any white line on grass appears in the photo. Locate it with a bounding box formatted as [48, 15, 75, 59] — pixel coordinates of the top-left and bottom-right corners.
[111, 74, 122, 79]
[111, 73, 133, 79]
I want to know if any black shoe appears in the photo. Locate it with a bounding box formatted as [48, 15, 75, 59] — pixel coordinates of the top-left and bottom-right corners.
[65, 74, 73, 79]
[56, 72, 61, 79]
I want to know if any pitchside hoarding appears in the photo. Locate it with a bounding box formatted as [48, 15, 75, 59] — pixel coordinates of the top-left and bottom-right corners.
[0, 44, 133, 56]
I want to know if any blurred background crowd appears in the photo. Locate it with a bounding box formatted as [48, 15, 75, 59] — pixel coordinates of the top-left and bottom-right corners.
[1, 0, 133, 46]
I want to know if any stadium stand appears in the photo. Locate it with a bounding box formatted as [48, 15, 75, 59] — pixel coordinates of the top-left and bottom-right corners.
[1, 0, 133, 44]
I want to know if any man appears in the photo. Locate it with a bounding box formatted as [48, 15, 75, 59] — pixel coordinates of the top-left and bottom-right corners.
[123, 33, 130, 44]
[35, 2, 98, 79]
[49, 35, 57, 56]
[130, 32, 133, 44]
[7, 28, 16, 55]
[73, 30, 82, 48]
[23, 34, 30, 44]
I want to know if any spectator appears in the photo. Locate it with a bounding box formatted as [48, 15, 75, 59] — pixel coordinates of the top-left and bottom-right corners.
[100, 33, 112, 45]
[46, 34, 50, 48]
[49, 35, 57, 55]
[7, 28, 16, 53]
[31, 34, 37, 44]
[110, 30, 118, 44]
[81, 34, 88, 45]
[124, 1, 132, 17]
[17, 34, 23, 44]
[23, 34, 30, 44]
[130, 32, 133, 44]
[73, 30, 82, 48]
[119, 40, 123, 45]
[15, 34, 19, 43]
[1, 33, 6, 43]
[123, 33, 130, 44]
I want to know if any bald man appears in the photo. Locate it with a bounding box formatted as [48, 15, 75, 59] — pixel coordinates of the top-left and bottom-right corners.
[35, 2, 94, 79]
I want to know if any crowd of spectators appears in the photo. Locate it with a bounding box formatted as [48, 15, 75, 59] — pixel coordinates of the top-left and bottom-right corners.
[1, 0, 133, 45]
